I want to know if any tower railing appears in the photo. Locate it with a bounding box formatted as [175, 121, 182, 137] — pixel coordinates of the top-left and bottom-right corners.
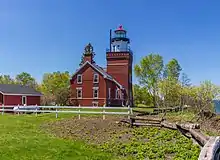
[106, 48, 133, 56]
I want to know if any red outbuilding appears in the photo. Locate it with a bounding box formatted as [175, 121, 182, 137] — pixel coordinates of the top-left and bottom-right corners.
[70, 25, 133, 107]
[0, 84, 42, 106]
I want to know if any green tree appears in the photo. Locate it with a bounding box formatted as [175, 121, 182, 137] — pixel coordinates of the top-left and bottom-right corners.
[134, 54, 164, 107]
[164, 58, 182, 80]
[15, 72, 37, 88]
[40, 71, 70, 105]
[0, 75, 15, 84]
[158, 78, 181, 107]
[133, 84, 153, 107]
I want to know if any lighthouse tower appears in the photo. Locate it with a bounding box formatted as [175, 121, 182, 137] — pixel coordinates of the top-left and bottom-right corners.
[106, 25, 133, 106]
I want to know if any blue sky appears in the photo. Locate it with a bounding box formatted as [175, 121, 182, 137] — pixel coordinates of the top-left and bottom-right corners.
[0, 0, 220, 85]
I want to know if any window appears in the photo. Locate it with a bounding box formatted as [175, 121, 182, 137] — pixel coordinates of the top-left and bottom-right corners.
[76, 88, 82, 98]
[115, 88, 120, 99]
[77, 74, 82, 84]
[108, 88, 111, 99]
[92, 101, 99, 107]
[93, 73, 99, 83]
[22, 96, 27, 105]
[93, 87, 99, 99]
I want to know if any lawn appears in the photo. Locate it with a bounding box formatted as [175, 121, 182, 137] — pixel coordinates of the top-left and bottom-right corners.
[0, 111, 203, 160]
[0, 113, 117, 160]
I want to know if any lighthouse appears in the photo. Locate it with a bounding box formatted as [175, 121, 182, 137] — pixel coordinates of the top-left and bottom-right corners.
[106, 25, 133, 106]
[111, 25, 130, 52]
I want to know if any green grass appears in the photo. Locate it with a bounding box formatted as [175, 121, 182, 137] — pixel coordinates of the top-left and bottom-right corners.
[0, 113, 117, 160]
[132, 107, 154, 113]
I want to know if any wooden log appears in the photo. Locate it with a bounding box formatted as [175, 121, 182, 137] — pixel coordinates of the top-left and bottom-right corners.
[131, 116, 164, 122]
[176, 123, 200, 129]
[132, 122, 162, 127]
[189, 129, 209, 146]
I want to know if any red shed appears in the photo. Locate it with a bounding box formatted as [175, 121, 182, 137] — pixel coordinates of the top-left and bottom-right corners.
[0, 84, 42, 106]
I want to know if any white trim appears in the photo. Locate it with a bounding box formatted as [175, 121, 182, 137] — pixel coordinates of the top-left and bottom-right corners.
[93, 73, 99, 83]
[77, 74, 82, 84]
[0, 90, 42, 96]
[115, 88, 120, 99]
[76, 87, 82, 99]
[93, 87, 99, 99]
[22, 96, 27, 105]
[108, 88, 111, 99]
[2, 93, 42, 96]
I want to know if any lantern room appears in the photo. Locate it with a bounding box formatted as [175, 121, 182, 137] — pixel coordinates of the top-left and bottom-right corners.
[111, 25, 130, 52]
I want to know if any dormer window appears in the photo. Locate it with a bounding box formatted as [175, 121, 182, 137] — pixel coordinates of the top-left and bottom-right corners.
[77, 74, 82, 84]
[93, 73, 99, 83]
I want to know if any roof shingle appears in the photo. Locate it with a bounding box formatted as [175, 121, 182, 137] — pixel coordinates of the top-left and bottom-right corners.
[0, 84, 42, 96]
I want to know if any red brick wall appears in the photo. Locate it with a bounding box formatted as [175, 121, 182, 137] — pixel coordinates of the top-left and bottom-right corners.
[27, 96, 41, 105]
[106, 52, 133, 105]
[3, 95, 41, 106]
[70, 64, 107, 106]
[4, 95, 21, 105]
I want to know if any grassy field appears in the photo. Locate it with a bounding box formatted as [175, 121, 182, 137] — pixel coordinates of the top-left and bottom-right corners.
[0, 111, 204, 160]
[0, 113, 118, 160]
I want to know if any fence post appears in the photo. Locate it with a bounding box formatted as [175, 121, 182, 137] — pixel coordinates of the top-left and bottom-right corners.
[78, 104, 81, 120]
[2, 104, 4, 115]
[128, 105, 131, 119]
[18, 104, 20, 116]
[103, 103, 106, 120]
[55, 104, 58, 118]
[35, 104, 38, 117]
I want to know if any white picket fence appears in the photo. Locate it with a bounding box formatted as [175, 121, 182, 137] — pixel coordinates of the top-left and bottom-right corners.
[0, 105, 133, 119]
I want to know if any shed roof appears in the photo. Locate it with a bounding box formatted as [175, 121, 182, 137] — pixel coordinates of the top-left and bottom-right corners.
[0, 84, 42, 96]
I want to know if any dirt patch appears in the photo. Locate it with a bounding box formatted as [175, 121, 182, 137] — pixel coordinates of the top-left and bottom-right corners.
[41, 116, 132, 145]
[201, 116, 220, 136]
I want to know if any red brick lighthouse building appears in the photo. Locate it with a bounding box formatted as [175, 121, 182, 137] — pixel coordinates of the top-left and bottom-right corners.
[70, 25, 133, 106]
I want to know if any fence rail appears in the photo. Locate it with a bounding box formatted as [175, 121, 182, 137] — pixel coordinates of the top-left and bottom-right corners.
[0, 105, 133, 119]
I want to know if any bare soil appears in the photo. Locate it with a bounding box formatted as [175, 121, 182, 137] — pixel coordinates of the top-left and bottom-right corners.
[42, 116, 132, 145]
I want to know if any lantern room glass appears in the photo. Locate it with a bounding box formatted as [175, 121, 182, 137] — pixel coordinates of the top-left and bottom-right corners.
[115, 30, 126, 38]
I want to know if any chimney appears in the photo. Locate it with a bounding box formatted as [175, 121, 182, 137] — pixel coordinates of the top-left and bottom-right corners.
[84, 54, 93, 63]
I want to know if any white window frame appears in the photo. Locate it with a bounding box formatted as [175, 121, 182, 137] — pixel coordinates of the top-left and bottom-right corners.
[115, 88, 120, 99]
[92, 101, 99, 107]
[108, 88, 111, 99]
[93, 87, 99, 99]
[93, 73, 99, 83]
[22, 96, 27, 105]
[77, 74, 82, 84]
[76, 87, 82, 99]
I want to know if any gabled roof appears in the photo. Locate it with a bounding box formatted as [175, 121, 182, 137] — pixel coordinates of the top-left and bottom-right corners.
[72, 61, 123, 89]
[0, 84, 42, 96]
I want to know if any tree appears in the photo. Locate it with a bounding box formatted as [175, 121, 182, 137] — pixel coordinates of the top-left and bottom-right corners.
[133, 84, 153, 107]
[40, 71, 70, 105]
[181, 73, 191, 87]
[164, 58, 182, 80]
[134, 54, 164, 107]
[15, 72, 37, 88]
[158, 78, 182, 108]
[0, 75, 15, 84]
